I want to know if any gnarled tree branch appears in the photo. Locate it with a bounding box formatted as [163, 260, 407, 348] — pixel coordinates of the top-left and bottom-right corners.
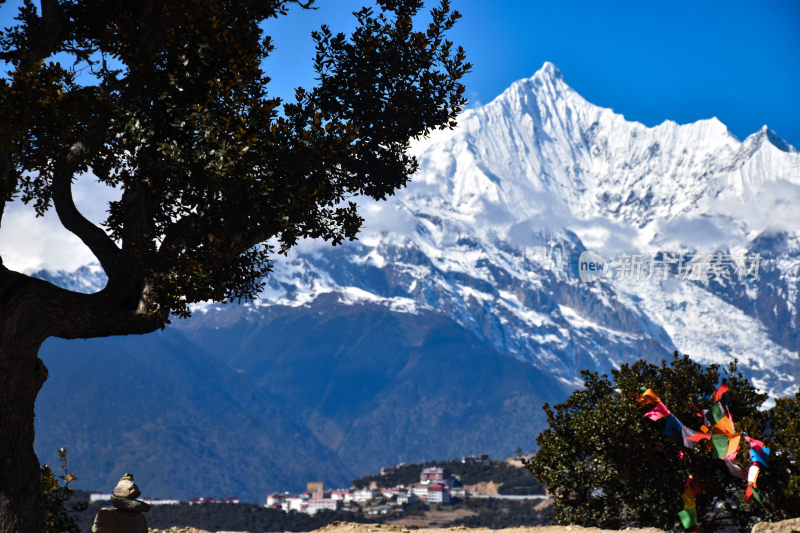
[52, 142, 120, 276]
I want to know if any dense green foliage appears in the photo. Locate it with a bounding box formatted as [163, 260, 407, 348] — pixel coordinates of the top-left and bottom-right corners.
[0, 0, 469, 324]
[766, 385, 800, 508]
[352, 459, 545, 494]
[526, 353, 800, 531]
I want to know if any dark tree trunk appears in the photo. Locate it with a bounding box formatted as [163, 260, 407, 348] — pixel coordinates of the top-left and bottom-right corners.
[0, 344, 47, 533]
[0, 263, 163, 532]
[0, 272, 49, 533]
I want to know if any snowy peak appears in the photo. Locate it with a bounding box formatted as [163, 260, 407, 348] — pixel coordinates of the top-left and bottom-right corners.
[536, 60, 563, 80]
[41, 63, 800, 401]
[743, 125, 797, 154]
[270, 63, 800, 396]
[406, 63, 800, 243]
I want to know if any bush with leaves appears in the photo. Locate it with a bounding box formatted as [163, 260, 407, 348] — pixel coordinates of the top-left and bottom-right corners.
[524, 353, 800, 531]
[40, 448, 86, 533]
[766, 385, 800, 511]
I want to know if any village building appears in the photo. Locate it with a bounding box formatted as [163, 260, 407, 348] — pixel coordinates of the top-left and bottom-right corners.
[420, 467, 450, 482]
[306, 497, 342, 514]
[352, 488, 379, 502]
[396, 491, 419, 505]
[426, 482, 450, 504]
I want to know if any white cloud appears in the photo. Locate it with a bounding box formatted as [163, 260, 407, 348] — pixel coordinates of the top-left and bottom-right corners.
[0, 206, 95, 272]
[0, 173, 120, 273]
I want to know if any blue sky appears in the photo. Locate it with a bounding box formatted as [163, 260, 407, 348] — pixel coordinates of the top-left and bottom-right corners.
[2, 1, 798, 146]
[262, 0, 800, 147]
[0, 1, 797, 271]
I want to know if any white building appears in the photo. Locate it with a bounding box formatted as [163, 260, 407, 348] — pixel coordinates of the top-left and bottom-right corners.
[266, 493, 286, 507]
[141, 497, 180, 505]
[352, 488, 379, 502]
[450, 486, 466, 498]
[307, 497, 342, 514]
[420, 467, 450, 482]
[411, 483, 429, 499]
[426, 483, 450, 504]
[280, 495, 308, 512]
[381, 487, 400, 499]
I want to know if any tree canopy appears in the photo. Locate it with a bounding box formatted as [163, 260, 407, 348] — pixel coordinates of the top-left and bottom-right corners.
[0, 1, 469, 531]
[0, 0, 469, 325]
[525, 353, 800, 531]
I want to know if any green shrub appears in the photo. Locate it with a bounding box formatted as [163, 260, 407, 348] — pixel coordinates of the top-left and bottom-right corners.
[41, 447, 87, 533]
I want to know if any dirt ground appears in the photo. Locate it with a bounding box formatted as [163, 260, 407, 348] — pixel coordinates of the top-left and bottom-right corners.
[149, 516, 800, 533]
[149, 521, 668, 533]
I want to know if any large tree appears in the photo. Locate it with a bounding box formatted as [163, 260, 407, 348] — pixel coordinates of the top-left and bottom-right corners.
[526, 354, 800, 531]
[0, 0, 469, 530]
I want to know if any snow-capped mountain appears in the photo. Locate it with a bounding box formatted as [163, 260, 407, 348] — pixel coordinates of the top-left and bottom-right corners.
[32, 62, 800, 498]
[209, 61, 800, 397]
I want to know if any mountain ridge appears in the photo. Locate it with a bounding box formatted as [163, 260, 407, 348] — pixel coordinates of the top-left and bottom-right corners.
[31, 62, 800, 501]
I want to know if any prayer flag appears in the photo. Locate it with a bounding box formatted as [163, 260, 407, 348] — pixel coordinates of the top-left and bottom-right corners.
[709, 404, 727, 425]
[714, 384, 729, 402]
[723, 459, 745, 479]
[683, 429, 711, 448]
[750, 447, 770, 467]
[726, 434, 741, 458]
[682, 426, 701, 449]
[678, 508, 698, 529]
[711, 435, 730, 459]
[745, 436, 765, 454]
[748, 464, 760, 485]
[637, 388, 661, 406]
[644, 402, 670, 421]
[681, 488, 696, 509]
[711, 416, 734, 435]
[665, 414, 682, 437]
[745, 484, 762, 504]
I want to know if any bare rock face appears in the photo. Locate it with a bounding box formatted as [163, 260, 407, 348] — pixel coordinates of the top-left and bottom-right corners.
[752, 517, 800, 533]
[93, 474, 150, 533]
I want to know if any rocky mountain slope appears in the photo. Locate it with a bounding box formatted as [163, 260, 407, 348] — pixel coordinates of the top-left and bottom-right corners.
[33, 62, 800, 501]
[195, 62, 800, 396]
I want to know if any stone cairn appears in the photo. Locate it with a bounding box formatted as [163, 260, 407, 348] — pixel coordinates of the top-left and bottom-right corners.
[92, 473, 152, 533]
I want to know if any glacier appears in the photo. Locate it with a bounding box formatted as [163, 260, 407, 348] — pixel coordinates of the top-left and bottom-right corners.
[35, 62, 800, 398]
[28, 62, 800, 498]
[231, 61, 800, 398]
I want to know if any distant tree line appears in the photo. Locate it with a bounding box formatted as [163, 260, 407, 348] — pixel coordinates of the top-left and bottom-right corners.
[73, 501, 374, 533]
[72, 491, 552, 532]
[352, 458, 545, 494]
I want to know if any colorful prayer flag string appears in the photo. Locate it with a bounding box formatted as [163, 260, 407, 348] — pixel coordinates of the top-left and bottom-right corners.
[637, 383, 770, 529]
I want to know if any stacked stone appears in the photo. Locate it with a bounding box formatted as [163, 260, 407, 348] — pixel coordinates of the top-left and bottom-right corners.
[92, 473, 151, 533]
